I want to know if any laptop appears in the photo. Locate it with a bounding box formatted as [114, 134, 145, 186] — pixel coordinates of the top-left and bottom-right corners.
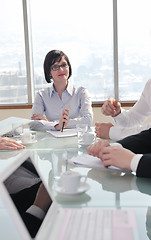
[0, 151, 137, 240]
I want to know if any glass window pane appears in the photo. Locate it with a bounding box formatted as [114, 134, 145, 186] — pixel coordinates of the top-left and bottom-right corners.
[118, 0, 151, 101]
[0, 0, 27, 104]
[30, 0, 114, 102]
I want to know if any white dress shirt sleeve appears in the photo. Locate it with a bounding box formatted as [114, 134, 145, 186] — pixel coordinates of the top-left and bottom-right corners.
[108, 79, 151, 140]
[130, 154, 143, 172]
[110, 142, 123, 147]
[113, 79, 151, 127]
[66, 87, 93, 128]
[26, 205, 46, 220]
[109, 123, 151, 141]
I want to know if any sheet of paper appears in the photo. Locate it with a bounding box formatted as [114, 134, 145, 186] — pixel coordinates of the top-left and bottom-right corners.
[47, 129, 77, 138]
[0, 117, 32, 136]
[69, 153, 120, 170]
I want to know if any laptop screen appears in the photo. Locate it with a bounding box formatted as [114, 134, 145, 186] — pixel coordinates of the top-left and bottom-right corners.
[3, 157, 52, 238]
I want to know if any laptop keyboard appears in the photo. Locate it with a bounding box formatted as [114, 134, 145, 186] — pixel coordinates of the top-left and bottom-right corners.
[54, 208, 112, 240]
[50, 208, 135, 240]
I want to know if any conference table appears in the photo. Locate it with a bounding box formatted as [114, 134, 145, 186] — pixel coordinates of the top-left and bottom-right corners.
[0, 130, 151, 239]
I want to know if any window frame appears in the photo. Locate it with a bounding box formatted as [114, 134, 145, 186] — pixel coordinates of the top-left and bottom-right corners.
[0, 0, 137, 108]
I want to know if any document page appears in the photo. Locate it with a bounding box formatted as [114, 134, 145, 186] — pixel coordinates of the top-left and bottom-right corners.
[47, 129, 77, 138]
[0, 117, 32, 136]
[69, 153, 120, 170]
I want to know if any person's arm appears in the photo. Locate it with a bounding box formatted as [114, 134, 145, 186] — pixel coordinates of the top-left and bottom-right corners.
[26, 183, 51, 219]
[0, 137, 25, 150]
[100, 145, 146, 176]
[31, 92, 46, 119]
[22, 212, 42, 238]
[86, 140, 134, 171]
[26, 205, 45, 220]
[54, 108, 69, 131]
[95, 122, 114, 139]
[136, 154, 151, 178]
[117, 128, 151, 154]
[96, 80, 151, 140]
[23, 183, 52, 238]
[109, 122, 151, 141]
[87, 138, 151, 178]
[87, 140, 110, 158]
[101, 98, 121, 117]
[113, 79, 151, 127]
[66, 87, 93, 128]
[30, 92, 59, 131]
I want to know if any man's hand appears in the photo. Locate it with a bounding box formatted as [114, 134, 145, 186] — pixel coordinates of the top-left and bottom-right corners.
[95, 122, 113, 139]
[86, 140, 110, 158]
[100, 145, 135, 171]
[101, 98, 121, 117]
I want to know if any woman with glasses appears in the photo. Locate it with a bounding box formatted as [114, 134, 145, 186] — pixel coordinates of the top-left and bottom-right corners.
[30, 50, 93, 131]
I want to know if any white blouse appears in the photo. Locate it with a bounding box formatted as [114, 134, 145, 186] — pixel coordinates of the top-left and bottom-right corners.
[30, 82, 93, 131]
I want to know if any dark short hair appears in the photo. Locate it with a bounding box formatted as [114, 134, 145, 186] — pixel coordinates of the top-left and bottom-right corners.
[43, 50, 72, 83]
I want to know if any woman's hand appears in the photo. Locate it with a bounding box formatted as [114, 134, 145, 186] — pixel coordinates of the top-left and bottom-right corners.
[0, 137, 25, 150]
[31, 114, 49, 121]
[55, 109, 69, 131]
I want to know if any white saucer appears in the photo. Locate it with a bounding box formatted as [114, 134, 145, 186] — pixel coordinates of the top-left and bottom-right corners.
[23, 140, 37, 145]
[53, 182, 90, 196]
[18, 140, 37, 145]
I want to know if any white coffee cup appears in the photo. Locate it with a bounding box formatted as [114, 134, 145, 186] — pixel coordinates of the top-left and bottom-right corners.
[60, 171, 87, 192]
[82, 132, 95, 145]
[20, 132, 35, 144]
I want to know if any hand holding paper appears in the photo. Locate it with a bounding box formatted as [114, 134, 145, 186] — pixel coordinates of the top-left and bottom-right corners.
[69, 153, 120, 170]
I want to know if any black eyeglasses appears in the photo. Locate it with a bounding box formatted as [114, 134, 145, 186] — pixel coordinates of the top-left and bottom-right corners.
[51, 63, 68, 71]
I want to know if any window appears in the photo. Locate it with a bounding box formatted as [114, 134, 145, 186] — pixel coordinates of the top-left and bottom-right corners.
[0, 0, 27, 104]
[118, 0, 151, 101]
[1, 0, 151, 105]
[30, 0, 114, 102]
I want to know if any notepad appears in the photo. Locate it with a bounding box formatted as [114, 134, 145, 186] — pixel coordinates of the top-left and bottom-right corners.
[69, 153, 120, 170]
[47, 129, 77, 138]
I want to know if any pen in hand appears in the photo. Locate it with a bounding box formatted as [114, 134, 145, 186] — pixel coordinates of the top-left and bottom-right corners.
[61, 121, 65, 132]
